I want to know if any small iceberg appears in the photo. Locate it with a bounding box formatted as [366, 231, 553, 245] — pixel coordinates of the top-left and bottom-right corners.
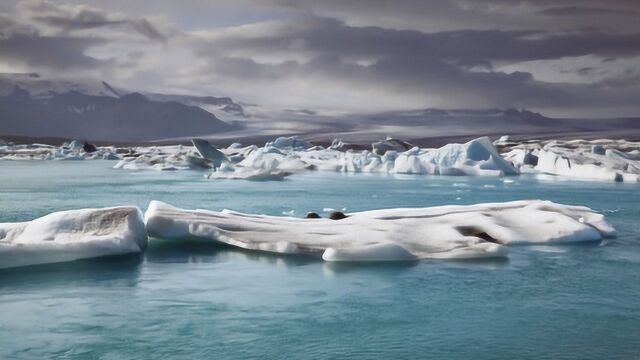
[205, 165, 292, 181]
[0, 206, 147, 269]
[191, 138, 229, 168]
[144, 200, 615, 262]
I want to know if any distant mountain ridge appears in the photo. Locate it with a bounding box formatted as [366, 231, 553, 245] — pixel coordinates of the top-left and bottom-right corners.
[0, 73, 243, 142]
[0, 73, 246, 118]
[145, 93, 245, 118]
[2, 73, 639, 145]
[0, 85, 239, 142]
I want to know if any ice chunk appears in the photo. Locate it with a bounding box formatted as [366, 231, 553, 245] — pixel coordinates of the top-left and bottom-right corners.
[372, 137, 414, 155]
[422, 137, 519, 176]
[323, 243, 418, 262]
[497, 138, 640, 182]
[206, 166, 292, 181]
[191, 138, 228, 168]
[0, 206, 147, 269]
[144, 200, 614, 262]
[329, 138, 366, 152]
[536, 148, 639, 182]
[0, 142, 123, 161]
[266, 136, 311, 150]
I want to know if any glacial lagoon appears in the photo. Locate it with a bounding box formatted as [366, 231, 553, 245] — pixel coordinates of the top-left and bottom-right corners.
[1, 160, 639, 359]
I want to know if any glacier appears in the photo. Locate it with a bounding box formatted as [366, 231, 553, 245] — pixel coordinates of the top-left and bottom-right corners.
[144, 200, 615, 262]
[0, 206, 147, 269]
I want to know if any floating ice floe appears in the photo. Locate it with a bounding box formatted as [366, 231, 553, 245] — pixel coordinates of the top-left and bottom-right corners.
[110, 136, 518, 177]
[144, 200, 615, 262]
[0, 206, 147, 269]
[499, 138, 640, 182]
[233, 136, 518, 176]
[0, 140, 121, 161]
[5, 135, 640, 183]
[205, 163, 292, 181]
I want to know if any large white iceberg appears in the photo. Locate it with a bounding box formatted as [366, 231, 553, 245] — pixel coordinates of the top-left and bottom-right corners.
[144, 200, 614, 262]
[0, 206, 147, 269]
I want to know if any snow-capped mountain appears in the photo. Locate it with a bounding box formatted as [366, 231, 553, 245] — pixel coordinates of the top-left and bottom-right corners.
[0, 73, 243, 142]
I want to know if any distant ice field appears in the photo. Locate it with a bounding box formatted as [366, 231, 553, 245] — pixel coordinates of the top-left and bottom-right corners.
[0, 161, 639, 359]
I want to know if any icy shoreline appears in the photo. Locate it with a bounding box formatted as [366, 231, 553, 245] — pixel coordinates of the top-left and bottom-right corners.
[2, 135, 640, 182]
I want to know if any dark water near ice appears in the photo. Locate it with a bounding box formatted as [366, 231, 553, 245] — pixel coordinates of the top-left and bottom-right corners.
[0, 161, 639, 359]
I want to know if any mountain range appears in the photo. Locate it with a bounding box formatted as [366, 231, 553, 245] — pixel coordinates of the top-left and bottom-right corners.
[0, 73, 242, 142]
[1, 73, 639, 145]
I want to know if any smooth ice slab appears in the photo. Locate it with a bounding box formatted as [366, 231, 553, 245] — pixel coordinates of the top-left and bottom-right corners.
[144, 200, 615, 262]
[0, 206, 147, 269]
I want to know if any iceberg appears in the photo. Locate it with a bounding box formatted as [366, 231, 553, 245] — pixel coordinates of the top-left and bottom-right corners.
[497, 139, 640, 182]
[0, 206, 147, 269]
[205, 164, 292, 181]
[536, 147, 639, 182]
[267, 136, 312, 150]
[111, 136, 518, 178]
[144, 200, 615, 262]
[229, 136, 519, 176]
[0, 141, 124, 161]
[191, 138, 229, 168]
[7, 135, 638, 183]
[372, 137, 414, 155]
[500, 139, 640, 182]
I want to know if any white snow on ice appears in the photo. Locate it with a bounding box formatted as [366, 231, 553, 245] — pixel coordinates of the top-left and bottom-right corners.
[3, 135, 640, 182]
[144, 200, 615, 262]
[0, 206, 147, 269]
[499, 138, 640, 182]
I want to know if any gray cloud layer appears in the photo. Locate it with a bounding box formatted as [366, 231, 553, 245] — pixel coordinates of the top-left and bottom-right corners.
[0, 0, 639, 117]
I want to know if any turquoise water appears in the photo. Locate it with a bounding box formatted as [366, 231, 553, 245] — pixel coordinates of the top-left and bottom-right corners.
[1, 161, 639, 359]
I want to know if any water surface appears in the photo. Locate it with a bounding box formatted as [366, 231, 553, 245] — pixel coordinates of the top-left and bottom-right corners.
[1, 161, 639, 359]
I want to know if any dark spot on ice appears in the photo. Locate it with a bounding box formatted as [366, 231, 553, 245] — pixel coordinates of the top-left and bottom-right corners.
[455, 226, 503, 244]
[329, 211, 348, 220]
[305, 212, 321, 219]
[83, 141, 97, 153]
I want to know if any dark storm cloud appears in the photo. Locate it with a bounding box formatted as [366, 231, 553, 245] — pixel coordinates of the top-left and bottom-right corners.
[188, 13, 640, 111]
[0, 32, 108, 69]
[18, 0, 166, 41]
[1, 0, 639, 115]
[537, 6, 638, 17]
[461, 0, 640, 9]
[23, 1, 127, 30]
[200, 16, 640, 64]
[272, 0, 640, 33]
[129, 18, 166, 41]
[0, 12, 108, 69]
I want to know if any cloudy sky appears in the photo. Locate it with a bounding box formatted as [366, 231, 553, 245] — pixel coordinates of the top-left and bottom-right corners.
[1, 0, 639, 117]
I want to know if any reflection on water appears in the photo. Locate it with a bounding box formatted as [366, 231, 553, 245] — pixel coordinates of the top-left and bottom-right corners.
[145, 239, 320, 267]
[0, 255, 144, 290]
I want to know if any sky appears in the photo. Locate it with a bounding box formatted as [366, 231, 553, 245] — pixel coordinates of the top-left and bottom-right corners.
[0, 0, 639, 118]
